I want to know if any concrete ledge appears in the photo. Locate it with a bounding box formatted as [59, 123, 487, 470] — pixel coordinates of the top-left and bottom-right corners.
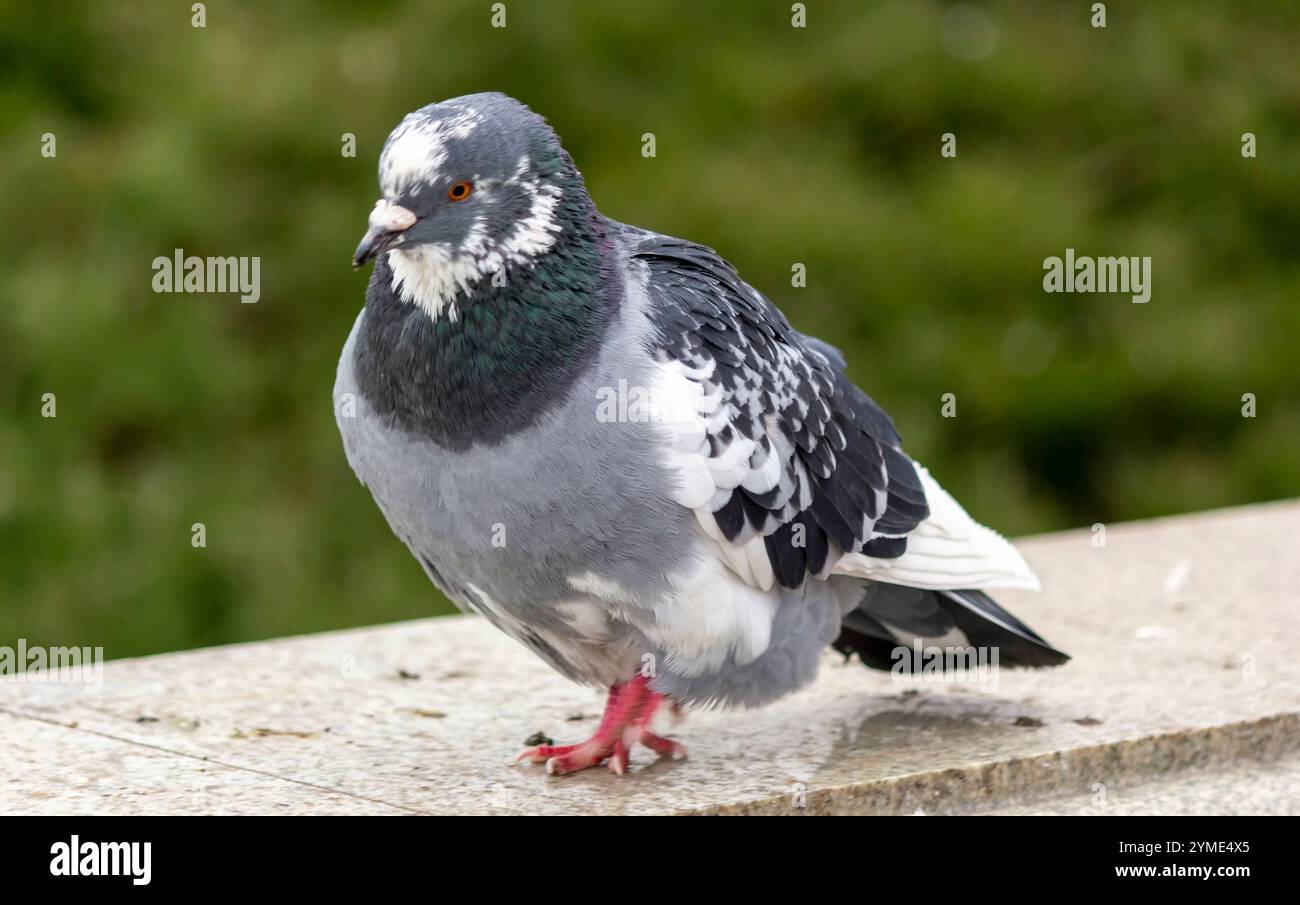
[4, 500, 1299, 815]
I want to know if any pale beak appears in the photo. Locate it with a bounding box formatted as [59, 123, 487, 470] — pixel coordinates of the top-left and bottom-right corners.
[352, 200, 417, 269]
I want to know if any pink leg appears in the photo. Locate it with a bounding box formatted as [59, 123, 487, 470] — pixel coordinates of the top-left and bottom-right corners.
[516, 675, 688, 775]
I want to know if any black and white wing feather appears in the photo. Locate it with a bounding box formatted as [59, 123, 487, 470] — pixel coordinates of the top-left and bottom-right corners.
[633, 233, 1038, 593]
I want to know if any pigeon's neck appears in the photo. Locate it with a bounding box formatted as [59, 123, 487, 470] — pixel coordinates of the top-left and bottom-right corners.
[353, 200, 614, 450]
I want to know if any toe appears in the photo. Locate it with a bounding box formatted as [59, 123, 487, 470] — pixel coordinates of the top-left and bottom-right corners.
[517, 743, 580, 764]
[608, 741, 629, 775]
[641, 732, 688, 760]
[543, 744, 611, 775]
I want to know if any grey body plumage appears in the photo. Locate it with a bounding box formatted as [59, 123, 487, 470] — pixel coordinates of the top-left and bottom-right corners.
[336, 92, 1067, 716]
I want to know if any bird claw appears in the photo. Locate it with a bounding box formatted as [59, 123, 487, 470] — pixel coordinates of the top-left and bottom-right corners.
[609, 740, 629, 776]
[515, 743, 580, 765]
[513, 676, 686, 777]
[640, 731, 688, 760]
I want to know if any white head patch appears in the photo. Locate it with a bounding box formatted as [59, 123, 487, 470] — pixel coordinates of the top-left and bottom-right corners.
[379, 107, 482, 198]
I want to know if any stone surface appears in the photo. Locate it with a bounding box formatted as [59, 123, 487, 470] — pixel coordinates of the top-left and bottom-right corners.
[982, 752, 1300, 816]
[2, 499, 1298, 815]
[1, 712, 411, 816]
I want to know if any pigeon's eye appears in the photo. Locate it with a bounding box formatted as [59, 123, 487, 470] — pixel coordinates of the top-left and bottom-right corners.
[448, 181, 473, 202]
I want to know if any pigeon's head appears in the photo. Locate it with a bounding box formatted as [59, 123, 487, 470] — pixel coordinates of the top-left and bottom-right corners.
[353, 93, 585, 313]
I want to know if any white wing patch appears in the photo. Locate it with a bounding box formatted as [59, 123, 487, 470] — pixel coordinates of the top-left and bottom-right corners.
[648, 346, 1038, 593]
[648, 355, 745, 509]
[648, 354, 812, 592]
[831, 465, 1041, 591]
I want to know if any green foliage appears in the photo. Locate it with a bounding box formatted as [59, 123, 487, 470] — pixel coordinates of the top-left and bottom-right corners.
[2, 1, 1297, 658]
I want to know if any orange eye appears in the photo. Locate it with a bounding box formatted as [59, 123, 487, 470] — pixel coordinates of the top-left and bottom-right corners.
[448, 181, 473, 202]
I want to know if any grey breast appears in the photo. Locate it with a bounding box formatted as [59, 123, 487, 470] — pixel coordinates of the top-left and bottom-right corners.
[333, 295, 701, 678]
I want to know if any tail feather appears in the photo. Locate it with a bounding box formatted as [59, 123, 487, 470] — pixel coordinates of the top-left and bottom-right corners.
[833, 583, 1069, 671]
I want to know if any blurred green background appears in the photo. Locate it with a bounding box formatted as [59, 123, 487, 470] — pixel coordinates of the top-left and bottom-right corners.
[2, 1, 1297, 660]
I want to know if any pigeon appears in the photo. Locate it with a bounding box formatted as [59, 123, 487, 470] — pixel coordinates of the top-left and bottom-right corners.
[336, 92, 1068, 776]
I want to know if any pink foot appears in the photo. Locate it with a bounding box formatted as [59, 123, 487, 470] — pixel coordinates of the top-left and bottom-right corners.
[516, 676, 688, 776]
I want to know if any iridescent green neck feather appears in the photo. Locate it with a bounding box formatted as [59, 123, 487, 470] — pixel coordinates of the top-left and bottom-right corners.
[354, 173, 612, 450]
